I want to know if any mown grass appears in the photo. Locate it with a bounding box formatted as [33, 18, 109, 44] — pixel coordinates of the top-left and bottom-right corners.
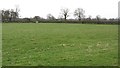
[2, 23, 118, 66]
[0, 23, 2, 67]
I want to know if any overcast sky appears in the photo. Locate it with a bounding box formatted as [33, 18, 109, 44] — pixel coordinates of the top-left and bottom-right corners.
[0, 0, 119, 19]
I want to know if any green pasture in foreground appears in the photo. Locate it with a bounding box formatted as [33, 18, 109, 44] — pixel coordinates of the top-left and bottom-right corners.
[2, 23, 118, 66]
[0, 23, 2, 67]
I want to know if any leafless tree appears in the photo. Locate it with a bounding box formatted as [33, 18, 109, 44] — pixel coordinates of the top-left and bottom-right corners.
[88, 15, 92, 20]
[47, 14, 55, 20]
[74, 8, 85, 21]
[15, 5, 20, 18]
[60, 8, 69, 21]
[96, 15, 101, 21]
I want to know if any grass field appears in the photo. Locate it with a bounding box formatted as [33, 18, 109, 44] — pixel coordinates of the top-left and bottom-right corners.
[0, 23, 2, 67]
[2, 23, 118, 66]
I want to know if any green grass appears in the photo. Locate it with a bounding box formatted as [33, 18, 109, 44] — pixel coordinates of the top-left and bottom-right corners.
[0, 23, 2, 67]
[2, 23, 118, 66]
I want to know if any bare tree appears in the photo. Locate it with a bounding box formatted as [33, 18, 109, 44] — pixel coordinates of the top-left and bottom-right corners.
[88, 15, 92, 20]
[47, 14, 55, 20]
[96, 15, 101, 21]
[74, 8, 85, 21]
[60, 8, 69, 21]
[15, 5, 20, 18]
[10, 9, 18, 21]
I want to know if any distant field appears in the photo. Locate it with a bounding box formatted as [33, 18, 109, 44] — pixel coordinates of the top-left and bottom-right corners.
[2, 23, 118, 66]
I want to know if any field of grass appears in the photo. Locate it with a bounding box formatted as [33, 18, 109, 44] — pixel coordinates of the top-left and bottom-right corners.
[2, 23, 118, 66]
[0, 23, 2, 67]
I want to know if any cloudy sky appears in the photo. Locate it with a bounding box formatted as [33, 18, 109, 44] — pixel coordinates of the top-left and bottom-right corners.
[0, 0, 119, 19]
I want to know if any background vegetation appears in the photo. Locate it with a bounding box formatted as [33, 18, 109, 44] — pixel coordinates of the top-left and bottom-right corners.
[1, 8, 118, 24]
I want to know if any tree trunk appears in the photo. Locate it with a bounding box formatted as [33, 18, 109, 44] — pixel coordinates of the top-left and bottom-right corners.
[64, 15, 66, 21]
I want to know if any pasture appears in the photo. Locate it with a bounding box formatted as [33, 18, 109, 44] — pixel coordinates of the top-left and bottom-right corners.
[2, 23, 118, 66]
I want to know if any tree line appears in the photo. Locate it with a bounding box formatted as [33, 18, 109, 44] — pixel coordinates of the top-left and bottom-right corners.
[0, 7, 118, 24]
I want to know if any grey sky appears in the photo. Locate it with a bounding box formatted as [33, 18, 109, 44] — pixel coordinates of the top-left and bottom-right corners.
[0, 0, 119, 19]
